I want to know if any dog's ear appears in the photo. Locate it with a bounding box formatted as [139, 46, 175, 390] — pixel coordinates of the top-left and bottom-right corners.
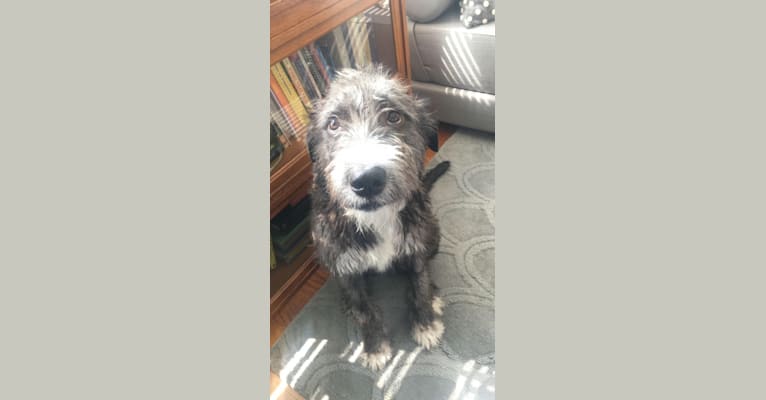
[411, 95, 439, 152]
[426, 123, 439, 152]
[415, 99, 439, 152]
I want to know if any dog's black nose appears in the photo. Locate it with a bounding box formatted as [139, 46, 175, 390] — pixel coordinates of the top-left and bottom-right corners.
[351, 167, 387, 198]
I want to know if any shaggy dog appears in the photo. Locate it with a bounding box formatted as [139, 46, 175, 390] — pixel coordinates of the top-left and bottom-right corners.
[306, 66, 450, 371]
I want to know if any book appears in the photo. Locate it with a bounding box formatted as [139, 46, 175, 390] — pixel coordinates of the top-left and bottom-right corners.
[275, 232, 312, 265]
[347, 16, 369, 68]
[271, 63, 310, 127]
[270, 92, 293, 141]
[299, 47, 326, 96]
[270, 195, 312, 236]
[330, 26, 352, 69]
[269, 76, 303, 139]
[290, 53, 318, 101]
[365, 11, 379, 64]
[360, 15, 373, 65]
[272, 216, 311, 254]
[311, 42, 335, 82]
[281, 58, 312, 111]
[275, 63, 309, 126]
[293, 51, 322, 99]
[340, 22, 357, 68]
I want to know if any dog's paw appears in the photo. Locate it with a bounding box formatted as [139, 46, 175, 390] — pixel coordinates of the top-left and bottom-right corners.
[360, 341, 392, 371]
[432, 296, 445, 316]
[412, 319, 444, 350]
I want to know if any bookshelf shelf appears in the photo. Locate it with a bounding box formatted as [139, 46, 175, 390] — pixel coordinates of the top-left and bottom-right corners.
[270, 243, 318, 312]
[269, 0, 411, 332]
[270, 0, 382, 66]
[270, 144, 312, 219]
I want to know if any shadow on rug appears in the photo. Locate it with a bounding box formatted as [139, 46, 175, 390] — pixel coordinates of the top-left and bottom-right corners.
[271, 128, 495, 400]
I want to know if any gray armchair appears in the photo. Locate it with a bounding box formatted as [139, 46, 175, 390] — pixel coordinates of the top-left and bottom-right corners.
[407, 0, 495, 133]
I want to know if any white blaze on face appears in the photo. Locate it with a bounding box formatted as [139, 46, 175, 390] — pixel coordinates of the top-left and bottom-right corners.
[328, 132, 402, 194]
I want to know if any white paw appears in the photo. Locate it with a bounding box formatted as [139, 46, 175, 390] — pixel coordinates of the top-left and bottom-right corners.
[432, 296, 445, 316]
[360, 341, 392, 371]
[412, 319, 444, 350]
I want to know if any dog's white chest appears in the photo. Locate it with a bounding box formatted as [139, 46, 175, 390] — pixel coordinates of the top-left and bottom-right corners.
[347, 201, 405, 272]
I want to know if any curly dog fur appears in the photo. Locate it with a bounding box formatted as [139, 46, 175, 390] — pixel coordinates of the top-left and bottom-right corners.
[306, 66, 450, 371]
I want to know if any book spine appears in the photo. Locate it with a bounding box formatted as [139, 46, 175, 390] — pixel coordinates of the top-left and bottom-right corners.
[270, 91, 294, 142]
[310, 43, 333, 83]
[315, 37, 338, 79]
[281, 58, 312, 111]
[340, 22, 356, 68]
[269, 75, 302, 139]
[274, 63, 309, 125]
[361, 15, 373, 65]
[347, 17, 362, 68]
[331, 26, 352, 69]
[360, 18, 372, 65]
[294, 51, 323, 99]
[271, 63, 310, 127]
[290, 52, 319, 101]
[300, 48, 326, 96]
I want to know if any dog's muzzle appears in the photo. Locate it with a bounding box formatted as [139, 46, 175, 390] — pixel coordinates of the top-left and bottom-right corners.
[350, 166, 386, 198]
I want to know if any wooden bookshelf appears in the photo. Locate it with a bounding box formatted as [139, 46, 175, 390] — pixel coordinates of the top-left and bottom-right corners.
[271, 0, 380, 65]
[269, 1, 412, 360]
[270, 143, 312, 219]
[271, 241, 318, 307]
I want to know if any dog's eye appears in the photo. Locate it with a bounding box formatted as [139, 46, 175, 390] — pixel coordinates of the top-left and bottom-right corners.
[386, 111, 402, 125]
[327, 116, 340, 131]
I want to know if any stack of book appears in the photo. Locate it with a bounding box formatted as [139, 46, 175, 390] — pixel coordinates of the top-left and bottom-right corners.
[270, 196, 313, 266]
[269, 9, 386, 148]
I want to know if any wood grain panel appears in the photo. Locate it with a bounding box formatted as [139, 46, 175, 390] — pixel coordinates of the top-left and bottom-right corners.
[389, 0, 411, 79]
[271, 246, 320, 313]
[270, 0, 381, 65]
[271, 264, 330, 346]
[270, 145, 312, 218]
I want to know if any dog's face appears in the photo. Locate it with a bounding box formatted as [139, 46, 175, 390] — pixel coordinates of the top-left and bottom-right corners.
[307, 67, 438, 211]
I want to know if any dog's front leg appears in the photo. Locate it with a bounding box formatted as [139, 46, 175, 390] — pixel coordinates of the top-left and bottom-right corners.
[337, 272, 392, 371]
[405, 255, 445, 350]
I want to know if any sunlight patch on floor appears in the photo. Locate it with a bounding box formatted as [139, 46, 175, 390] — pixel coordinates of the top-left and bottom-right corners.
[383, 346, 423, 400]
[376, 349, 406, 388]
[291, 339, 328, 387]
[347, 341, 365, 363]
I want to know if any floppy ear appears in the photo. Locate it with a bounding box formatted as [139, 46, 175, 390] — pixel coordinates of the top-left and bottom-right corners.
[426, 123, 439, 152]
[418, 107, 439, 151]
[415, 99, 439, 152]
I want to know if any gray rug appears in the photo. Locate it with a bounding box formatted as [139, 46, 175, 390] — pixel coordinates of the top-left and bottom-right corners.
[271, 128, 495, 400]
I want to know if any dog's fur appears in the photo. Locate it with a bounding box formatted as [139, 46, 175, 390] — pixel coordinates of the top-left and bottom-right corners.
[306, 66, 449, 371]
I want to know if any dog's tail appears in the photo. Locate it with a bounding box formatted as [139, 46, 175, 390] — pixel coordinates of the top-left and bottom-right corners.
[423, 161, 451, 192]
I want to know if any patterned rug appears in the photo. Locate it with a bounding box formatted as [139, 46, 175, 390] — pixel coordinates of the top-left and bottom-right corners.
[271, 128, 495, 400]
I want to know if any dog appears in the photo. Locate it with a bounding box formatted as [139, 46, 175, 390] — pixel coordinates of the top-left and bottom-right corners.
[306, 65, 450, 371]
